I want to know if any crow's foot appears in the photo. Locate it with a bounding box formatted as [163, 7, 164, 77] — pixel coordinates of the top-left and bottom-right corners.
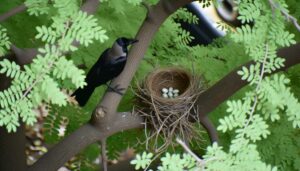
[107, 84, 125, 96]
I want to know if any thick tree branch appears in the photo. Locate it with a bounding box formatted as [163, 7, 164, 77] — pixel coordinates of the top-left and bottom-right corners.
[30, 1, 193, 169]
[104, 43, 300, 170]
[0, 4, 27, 22]
[0, 53, 27, 171]
[195, 43, 300, 141]
[0, 122, 26, 171]
[197, 43, 300, 117]
[29, 123, 101, 171]
[29, 112, 143, 171]
[28, 42, 300, 170]
[199, 115, 219, 143]
[91, 0, 194, 126]
[3, 0, 299, 169]
[80, 0, 100, 15]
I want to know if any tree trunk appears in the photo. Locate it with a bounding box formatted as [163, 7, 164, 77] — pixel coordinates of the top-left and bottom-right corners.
[0, 54, 27, 171]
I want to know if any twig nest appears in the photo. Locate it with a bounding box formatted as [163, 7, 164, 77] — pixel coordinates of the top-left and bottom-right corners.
[134, 67, 205, 152]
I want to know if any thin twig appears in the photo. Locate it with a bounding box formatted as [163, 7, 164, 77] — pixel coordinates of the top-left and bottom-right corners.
[176, 138, 204, 164]
[100, 139, 107, 171]
[244, 43, 269, 129]
[268, 0, 300, 32]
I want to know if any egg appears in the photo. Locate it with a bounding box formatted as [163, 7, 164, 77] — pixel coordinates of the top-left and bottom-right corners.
[168, 92, 173, 97]
[169, 87, 173, 92]
[173, 89, 179, 93]
[162, 93, 168, 98]
[162, 88, 168, 93]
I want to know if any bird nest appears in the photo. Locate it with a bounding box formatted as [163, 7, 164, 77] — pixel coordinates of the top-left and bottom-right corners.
[134, 67, 205, 152]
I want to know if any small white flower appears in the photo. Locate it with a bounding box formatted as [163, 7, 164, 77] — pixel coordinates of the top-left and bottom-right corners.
[57, 125, 66, 137]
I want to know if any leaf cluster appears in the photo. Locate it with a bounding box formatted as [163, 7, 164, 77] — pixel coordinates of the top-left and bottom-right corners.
[0, 25, 11, 57]
[0, 1, 108, 132]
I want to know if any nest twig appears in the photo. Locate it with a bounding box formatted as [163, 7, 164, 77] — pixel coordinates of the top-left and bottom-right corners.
[134, 67, 205, 153]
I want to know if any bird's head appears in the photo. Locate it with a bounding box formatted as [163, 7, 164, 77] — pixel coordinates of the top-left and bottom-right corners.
[116, 37, 138, 48]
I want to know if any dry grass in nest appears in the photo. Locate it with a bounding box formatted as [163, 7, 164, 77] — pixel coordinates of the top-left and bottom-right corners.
[134, 67, 205, 153]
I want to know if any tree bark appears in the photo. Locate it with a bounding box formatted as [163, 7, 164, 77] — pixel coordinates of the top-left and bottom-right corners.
[0, 4, 27, 22]
[196, 43, 300, 117]
[195, 43, 300, 142]
[0, 123, 27, 171]
[0, 53, 27, 171]
[1, 0, 300, 170]
[28, 112, 143, 171]
[0, 1, 102, 170]
[91, 0, 194, 127]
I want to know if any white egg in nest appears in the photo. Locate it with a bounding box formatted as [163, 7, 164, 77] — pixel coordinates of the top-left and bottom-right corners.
[162, 93, 168, 98]
[161, 87, 180, 98]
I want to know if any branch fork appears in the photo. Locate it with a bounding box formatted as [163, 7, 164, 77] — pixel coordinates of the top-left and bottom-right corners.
[1, 0, 299, 170]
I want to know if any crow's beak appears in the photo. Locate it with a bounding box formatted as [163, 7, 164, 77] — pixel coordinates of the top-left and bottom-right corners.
[128, 39, 138, 45]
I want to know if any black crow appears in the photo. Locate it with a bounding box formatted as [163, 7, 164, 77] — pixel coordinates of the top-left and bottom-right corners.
[72, 37, 138, 106]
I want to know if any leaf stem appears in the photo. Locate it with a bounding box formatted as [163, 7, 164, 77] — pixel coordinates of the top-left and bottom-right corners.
[268, 0, 300, 32]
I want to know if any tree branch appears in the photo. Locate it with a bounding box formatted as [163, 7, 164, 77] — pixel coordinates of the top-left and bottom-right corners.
[28, 112, 143, 171]
[100, 139, 108, 171]
[27, 42, 300, 170]
[196, 43, 300, 117]
[30, 1, 193, 169]
[0, 4, 27, 22]
[91, 0, 194, 126]
[199, 115, 219, 143]
[4, 0, 299, 169]
[195, 43, 300, 142]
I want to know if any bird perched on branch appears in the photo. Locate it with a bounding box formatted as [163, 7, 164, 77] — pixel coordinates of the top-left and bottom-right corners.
[72, 37, 138, 106]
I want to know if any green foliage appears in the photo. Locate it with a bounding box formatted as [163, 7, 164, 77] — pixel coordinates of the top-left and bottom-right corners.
[0, 25, 11, 57]
[53, 57, 86, 87]
[36, 11, 108, 51]
[237, 1, 261, 23]
[131, 152, 198, 171]
[106, 129, 146, 160]
[1, 0, 300, 170]
[0, 2, 108, 132]
[131, 143, 277, 171]
[203, 143, 277, 171]
[44, 104, 89, 143]
[100, 0, 143, 5]
[133, 0, 300, 170]
[130, 152, 153, 170]
[126, 0, 143, 6]
[257, 117, 300, 171]
[157, 153, 197, 171]
[216, 0, 300, 170]
[25, 0, 50, 16]
[173, 8, 199, 24]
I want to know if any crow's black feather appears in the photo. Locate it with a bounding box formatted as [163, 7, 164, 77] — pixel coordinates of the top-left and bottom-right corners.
[72, 38, 138, 106]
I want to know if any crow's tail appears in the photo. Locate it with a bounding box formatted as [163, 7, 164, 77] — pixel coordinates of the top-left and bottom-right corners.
[72, 85, 95, 106]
